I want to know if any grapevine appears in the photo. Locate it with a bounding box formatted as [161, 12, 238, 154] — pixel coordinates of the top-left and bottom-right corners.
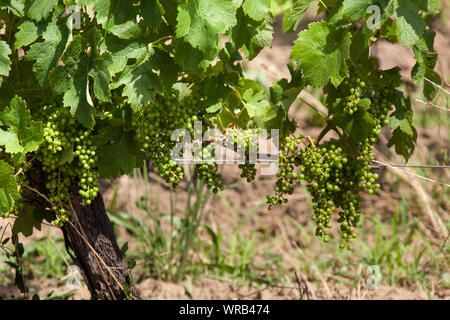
[0, 0, 442, 247]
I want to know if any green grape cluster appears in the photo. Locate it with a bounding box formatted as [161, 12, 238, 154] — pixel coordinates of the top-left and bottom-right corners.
[132, 96, 190, 187]
[73, 132, 100, 206]
[197, 160, 224, 194]
[4, 196, 21, 219]
[328, 77, 365, 116]
[266, 73, 399, 248]
[37, 107, 99, 226]
[131, 93, 221, 189]
[267, 135, 372, 248]
[193, 143, 224, 192]
[238, 163, 257, 182]
[266, 134, 308, 209]
[225, 127, 258, 182]
[342, 78, 365, 115]
[370, 88, 395, 123]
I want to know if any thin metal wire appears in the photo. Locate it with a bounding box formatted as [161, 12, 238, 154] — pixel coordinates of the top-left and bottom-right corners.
[173, 157, 449, 187]
[179, 135, 450, 168]
[172, 158, 278, 164]
[425, 77, 450, 95]
[371, 160, 450, 187]
[414, 98, 450, 112]
[173, 157, 450, 168]
[370, 161, 450, 169]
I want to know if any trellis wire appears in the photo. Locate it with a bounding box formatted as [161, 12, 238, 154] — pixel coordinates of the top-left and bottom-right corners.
[174, 157, 449, 187]
[370, 160, 450, 187]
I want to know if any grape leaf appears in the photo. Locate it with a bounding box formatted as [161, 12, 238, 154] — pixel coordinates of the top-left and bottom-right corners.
[219, 90, 249, 129]
[174, 40, 216, 72]
[94, 126, 137, 179]
[395, 0, 425, 48]
[112, 47, 165, 111]
[413, 30, 437, 66]
[415, 0, 440, 13]
[230, 8, 273, 60]
[389, 100, 414, 137]
[49, 32, 110, 100]
[388, 94, 417, 161]
[242, 0, 270, 21]
[108, 21, 142, 41]
[387, 127, 417, 161]
[101, 36, 146, 74]
[0, 131, 21, 154]
[93, 0, 141, 39]
[48, 34, 85, 93]
[266, 67, 302, 134]
[63, 56, 95, 129]
[154, 51, 180, 92]
[26, 0, 57, 22]
[26, 17, 70, 85]
[0, 40, 12, 86]
[87, 29, 112, 102]
[282, 0, 314, 33]
[337, 110, 376, 143]
[0, 160, 19, 214]
[327, 0, 347, 25]
[59, 147, 74, 165]
[411, 30, 442, 101]
[243, 89, 271, 118]
[242, 19, 273, 60]
[44, 35, 95, 128]
[0, 96, 43, 154]
[350, 25, 372, 64]
[378, 18, 398, 43]
[422, 68, 442, 102]
[160, 0, 179, 28]
[376, 0, 396, 22]
[376, 0, 438, 48]
[230, 9, 260, 48]
[291, 21, 351, 87]
[424, 0, 440, 13]
[242, 88, 280, 128]
[50, 34, 111, 124]
[269, 83, 284, 105]
[14, 19, 46, 49]
[271, 63, 304, 112]
[89, 53, 113, 102]
[176, 6, 191, 38]
[263, 103, 288, 131]
[140, 0, 164, 29]
[340, 0, 372, 21]
[12, 206, 49, 237]
[176, 0, 238, 53]
[206, 101, 222, 113]
[0, 0, 25, 16]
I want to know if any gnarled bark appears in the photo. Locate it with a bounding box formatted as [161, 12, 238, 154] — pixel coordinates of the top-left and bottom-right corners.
[62, 189, 141, 300]
[23, 161, 140, 300]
